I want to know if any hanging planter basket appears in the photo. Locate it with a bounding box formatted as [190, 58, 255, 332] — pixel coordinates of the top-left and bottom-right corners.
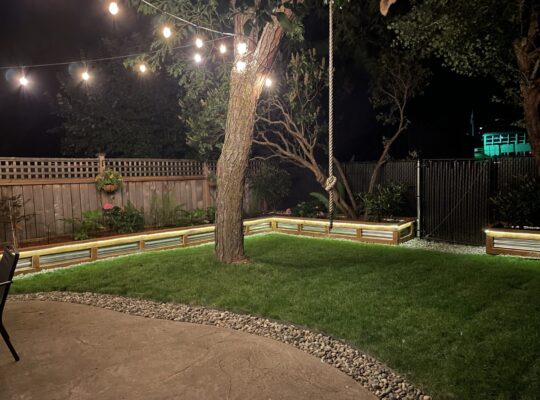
[95, 169, 123, 193]
[102, 184, 118, 193]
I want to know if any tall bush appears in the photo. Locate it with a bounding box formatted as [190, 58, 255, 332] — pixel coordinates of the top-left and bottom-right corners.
[491, 176, 540, 228]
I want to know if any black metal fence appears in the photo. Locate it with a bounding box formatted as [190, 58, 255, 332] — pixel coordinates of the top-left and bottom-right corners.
[342, 158, 538, 245]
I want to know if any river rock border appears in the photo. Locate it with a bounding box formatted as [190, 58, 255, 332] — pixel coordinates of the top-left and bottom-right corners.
[11, 292, 430, 400]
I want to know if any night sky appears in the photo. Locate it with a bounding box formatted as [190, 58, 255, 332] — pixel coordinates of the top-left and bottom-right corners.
[0, 0, 521, 160]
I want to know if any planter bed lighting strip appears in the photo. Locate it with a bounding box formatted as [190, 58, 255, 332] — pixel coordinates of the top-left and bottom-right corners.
[485, 227, 540, 258]
[9, 217, 415, 275]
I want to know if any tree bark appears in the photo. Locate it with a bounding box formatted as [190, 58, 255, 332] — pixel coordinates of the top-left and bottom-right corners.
[514, 7, 540, 173]
[215, 8, 288, 263]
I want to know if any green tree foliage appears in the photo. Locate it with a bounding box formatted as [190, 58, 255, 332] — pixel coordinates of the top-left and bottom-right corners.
[53, 35, 187, 158]
[389, 0, 540, 170]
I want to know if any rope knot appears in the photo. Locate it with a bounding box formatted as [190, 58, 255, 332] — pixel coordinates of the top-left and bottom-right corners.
[325, 175, 337, 192]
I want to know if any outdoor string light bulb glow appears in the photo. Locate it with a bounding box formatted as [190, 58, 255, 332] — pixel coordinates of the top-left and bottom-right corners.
[162, 26, 172, 39]
[265, 77, 273, 88]
[194, 53, 202, 63]
[195, 37, 204, 48]
[108, 2, 119, 15]
[236, 60, 247, 72]
[19, 76, 29, 87]
[237, 42, 247, 55]
[219, 44, 227, 54]
[138, 64, 147, 73]
[82, 71, 90, 81]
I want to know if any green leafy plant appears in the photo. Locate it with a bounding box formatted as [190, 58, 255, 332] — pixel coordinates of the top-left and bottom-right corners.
[64, 210, 104, 240]
[104, 202, 144, 233]
[248, 164, 291, 212]
[491, 176, 540, 229]
[95, 169, 123, 191]
[149, 192, 186, 228]
[188, 207, 216, 225]
[292, 201, 325, 219]
[360, 183, 407, 222]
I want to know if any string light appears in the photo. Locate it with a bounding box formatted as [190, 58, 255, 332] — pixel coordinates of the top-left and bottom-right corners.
[82, 71, 90, 81]
[219, 44, 227, 54]
[162, 26, 172, 39]
[138, 63, 147, 73]
[265, 77, 273, 88]
[19, 76, 29, 87]
[108, 2, 119, 16]
[194, 53, 202, 63]
[237, 42, 247, 55]
[195, 38, 204, 48]
[236, 60, 247, 72]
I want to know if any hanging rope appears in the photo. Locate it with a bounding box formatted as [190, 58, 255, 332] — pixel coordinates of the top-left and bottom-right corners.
[325, 0, 337, 229]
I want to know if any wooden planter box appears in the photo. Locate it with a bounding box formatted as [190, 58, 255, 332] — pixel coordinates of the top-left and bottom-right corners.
[9, 216, 415, 276]
[485, 226, 540, 258]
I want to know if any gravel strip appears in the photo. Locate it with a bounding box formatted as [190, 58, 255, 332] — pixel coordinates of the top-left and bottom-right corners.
[10, 292, 430, 400]
[400, 238, 485, 255]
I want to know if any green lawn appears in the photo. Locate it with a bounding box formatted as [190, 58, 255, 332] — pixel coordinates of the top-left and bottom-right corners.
[12, 234, 540, 399]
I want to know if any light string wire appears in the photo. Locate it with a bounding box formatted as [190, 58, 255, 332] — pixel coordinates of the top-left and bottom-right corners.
[0, 0, 236, 72]
[0, 36, 232, 71]
[140, 0, 236, 37]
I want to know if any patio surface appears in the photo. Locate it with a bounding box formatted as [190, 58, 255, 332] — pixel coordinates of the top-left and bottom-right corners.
[0, 300, 374, 400]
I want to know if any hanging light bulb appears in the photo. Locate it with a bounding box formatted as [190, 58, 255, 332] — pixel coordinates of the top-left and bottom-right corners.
[237, 42, 248, 55]
[19, 76, 29, 87]
[162, 26, 172, 39]
[108, 2, 119, 15]
[195, 37, 204, 48]
[219, 44, 227, 54]
[138, 64, 147, 73]
[265, 77, 273, 88]
[194, 53, 202, 63]
[236, 60, 247, 72]
[82, 71, 90, 81]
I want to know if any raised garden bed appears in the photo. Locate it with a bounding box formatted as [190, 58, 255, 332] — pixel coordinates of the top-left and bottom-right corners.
[10, 216, 415, 275]
[485, 225, 540, 258]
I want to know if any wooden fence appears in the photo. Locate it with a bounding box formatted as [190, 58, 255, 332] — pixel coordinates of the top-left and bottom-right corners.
[0, 157, 260, 245]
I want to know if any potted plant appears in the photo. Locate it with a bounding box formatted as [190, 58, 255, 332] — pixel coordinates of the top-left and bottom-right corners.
[95, 169, 123, 193]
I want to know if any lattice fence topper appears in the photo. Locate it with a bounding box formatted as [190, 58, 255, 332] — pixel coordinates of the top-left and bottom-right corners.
[0, 158, 100, 180]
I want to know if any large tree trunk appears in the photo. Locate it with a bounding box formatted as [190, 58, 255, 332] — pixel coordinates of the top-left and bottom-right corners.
[522, 84, 540, 172]
[215, 72, 263, 263]
[215, 9, 288, 263]
[514, 6, 540, 173]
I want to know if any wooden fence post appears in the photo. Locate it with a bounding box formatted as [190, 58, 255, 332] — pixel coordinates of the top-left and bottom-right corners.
[97, 153, 106, 175]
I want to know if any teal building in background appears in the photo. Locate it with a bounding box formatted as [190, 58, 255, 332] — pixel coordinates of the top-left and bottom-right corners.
[474, 131, 531, 159]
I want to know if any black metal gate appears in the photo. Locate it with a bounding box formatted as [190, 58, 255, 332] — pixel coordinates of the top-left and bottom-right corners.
[420, 158, 538, 245]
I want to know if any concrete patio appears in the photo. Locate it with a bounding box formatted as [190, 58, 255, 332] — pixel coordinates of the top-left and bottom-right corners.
[0, 300, 375, 400]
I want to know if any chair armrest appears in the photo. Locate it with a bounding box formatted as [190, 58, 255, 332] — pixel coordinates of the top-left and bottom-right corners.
[0, 281, 12, 287]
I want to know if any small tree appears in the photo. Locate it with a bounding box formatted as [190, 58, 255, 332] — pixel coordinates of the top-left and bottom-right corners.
[367, 51, 429, 194]
[254, 50, 358, 218]
[0, 195, 32, 248]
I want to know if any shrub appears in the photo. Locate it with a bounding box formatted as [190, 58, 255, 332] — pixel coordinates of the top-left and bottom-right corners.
[64, 210, 104, 240]
[491, 176, 540, 228]
[104, 202, 144, 233]
[149, 192, 186, 228]
[360, 183, 407, 221]
[248, 164, 291, 211]
[188, 207, 216, 225]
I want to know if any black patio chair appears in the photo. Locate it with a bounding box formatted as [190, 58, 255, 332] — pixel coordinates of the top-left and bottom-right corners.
[0, 246, 20, 361]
